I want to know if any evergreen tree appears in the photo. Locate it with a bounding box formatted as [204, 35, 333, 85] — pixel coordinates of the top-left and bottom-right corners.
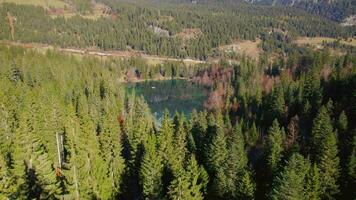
[346, 136, 356, 198]
[304, 163, 321, 200]
[140, 134, 164, 199]
[172, 113, 188, 174]
[223, 122, 253, 199]
[337, 111, 349, 164]
[311, 105, 340, 199]
[270, 153, 309, 200]
[168, 156, 205, 200]
[11, 95, 61, 199]
[265, 85, 285, 124]
[237, 170, 255, 200]
[206, 113, 228, 197]
[266, 120, 284, 176]
[0, 154, 16, 199]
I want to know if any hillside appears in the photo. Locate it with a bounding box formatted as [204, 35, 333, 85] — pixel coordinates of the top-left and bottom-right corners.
[0, 1, 356, 200]
[126, 0, 355, 23]
[1, 0, 96, 13]
[245, 0, 356, 22]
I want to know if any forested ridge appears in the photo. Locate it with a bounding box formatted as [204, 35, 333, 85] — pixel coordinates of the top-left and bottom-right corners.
[0, 40, 356, 199]
[0, 2, 354, 60]
[1, 0, 356, 199]
[129, 0, 355, 22]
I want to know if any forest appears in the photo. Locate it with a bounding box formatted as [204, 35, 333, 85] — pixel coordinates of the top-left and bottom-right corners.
[0, 0, 356, 200]
[0, 2, 355, 60]
[0, 40, 356, 199]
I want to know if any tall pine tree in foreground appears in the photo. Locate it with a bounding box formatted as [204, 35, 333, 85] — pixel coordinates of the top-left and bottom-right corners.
[270, 153, 309, 200]
[304, 163, 321, 200]
[311, 105, 340, 200]
[140, 134, 164, 199]
[206, 113, 228, 198]
[266, 120, 284, 176]
[346, 136, 356, 198]
[168, 155, 206, 200]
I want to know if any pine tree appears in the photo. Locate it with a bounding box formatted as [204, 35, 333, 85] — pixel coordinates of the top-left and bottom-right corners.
[158, 111, 175, 168]
[304, 163, 321, 200]
[337, 111, 349, 165]
[172, 113, 188, 174]
[265, 86, 285, 124]
[318, 128, 340, 199]
[140, 134, 164, 199]
[346, 136, 356, 198]
[237, 169, 255, 200]
[246, 122, 259, 146]
[168, 174, 192, 200]
[0, 154, 16, 199]
[11, 94, 61, 199]
[266, 120, 284, 175]
[190, 110, 207, 163]
[311, 105, 340, 199]
[168, 156, 204, 200]
[206, 113, 228, 197]
[222, 123, 252, 199]
[270, 153, 309, 200]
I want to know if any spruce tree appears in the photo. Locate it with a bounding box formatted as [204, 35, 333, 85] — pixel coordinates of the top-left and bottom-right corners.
[304, 163, 321, 200]
[266, 120, 284, 176]
[346, 136, 356, 198]
[337, 111, 349, 165]
[168, 156, 204, 200]
[11, 94, 61, 199]
[223, 122, 253, 199]
[140, 134, 164, 199]
[206, 112, 228, 197]
[0, 154, 16, 199]
[237, 169, 255, 200]
[270, 153, 309, 200]
[172, 113, 188, 174]
[311, 105, 340, 199]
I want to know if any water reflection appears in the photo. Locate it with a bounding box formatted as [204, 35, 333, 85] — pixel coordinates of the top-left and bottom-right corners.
[126, 79, 209, 121]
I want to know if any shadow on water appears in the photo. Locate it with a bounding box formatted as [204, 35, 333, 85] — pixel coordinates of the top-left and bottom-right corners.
[126, 79, 209, 122]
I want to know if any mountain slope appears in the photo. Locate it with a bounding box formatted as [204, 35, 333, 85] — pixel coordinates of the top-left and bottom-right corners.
[123, 0, 355, 22]
[245, 0, 356, 22]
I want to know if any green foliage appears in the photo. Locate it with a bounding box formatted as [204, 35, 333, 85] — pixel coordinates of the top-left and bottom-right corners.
[311, 105, 340, 199]
[140, 134, 164, 199]
[270, 153, 309, 200]
[266, 120, 284, 175]
[0, 25, 355, 199]
[206, 113, 228, 197]
[346, 136, 356, 198]
[304, 164, 321, 200]
[168, 156, 205, 200]
[0, 1, 353, 60]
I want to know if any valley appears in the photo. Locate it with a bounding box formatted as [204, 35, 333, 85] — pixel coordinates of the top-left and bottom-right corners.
[0, 1, 355, 200]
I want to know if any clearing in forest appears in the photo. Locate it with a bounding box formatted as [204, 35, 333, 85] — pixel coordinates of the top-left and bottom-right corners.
[1, 0, 67, 8]
[52, 2, 112, 19]
[218, 39, 262, 60]
[1, 0, 112, 20]
[175, 28, 203, 41]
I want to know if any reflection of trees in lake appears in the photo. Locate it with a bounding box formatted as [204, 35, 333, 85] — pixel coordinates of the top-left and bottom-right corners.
[127, 80, 209, 118]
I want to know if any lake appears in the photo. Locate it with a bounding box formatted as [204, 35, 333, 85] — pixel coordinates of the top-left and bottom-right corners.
[126, 79, 209, 120]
